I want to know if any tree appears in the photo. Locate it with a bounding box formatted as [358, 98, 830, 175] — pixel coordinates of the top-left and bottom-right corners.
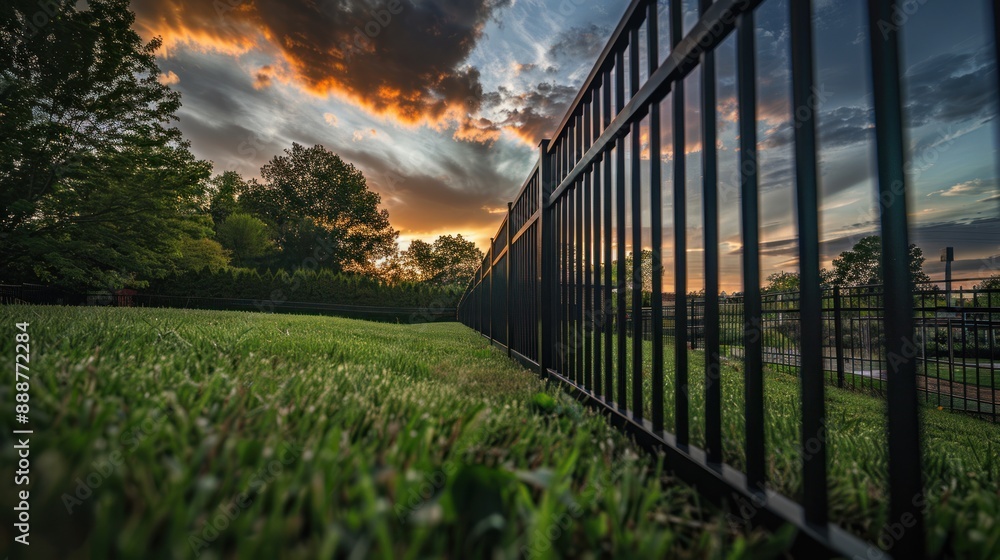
[430, 234, 482, 286]
[0, 0, 212, 289]
[622, 250, 655, 294]
[831, 236, 929, 287]
[976, 274, 1000, 291]
[598, 250, 656, 308]
[399, 239, 437, 282]
[216, 213, 273, 267]
[398, 235, 484, 286]
[975, 274, 1000, 308]
[207, 171, 250, 226]
[173, 237, 230, 273]
[763, 271, 800, 294]
[239, 143, 398, 273]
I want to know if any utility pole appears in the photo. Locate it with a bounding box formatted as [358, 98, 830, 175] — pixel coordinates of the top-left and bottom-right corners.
[942, 247, 954, 307]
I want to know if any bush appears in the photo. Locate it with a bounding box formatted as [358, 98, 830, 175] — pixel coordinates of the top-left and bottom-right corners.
[146, 268, 462, 309]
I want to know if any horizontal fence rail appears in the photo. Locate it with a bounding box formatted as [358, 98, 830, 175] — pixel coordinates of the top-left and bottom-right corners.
[454, 0, 998, 556]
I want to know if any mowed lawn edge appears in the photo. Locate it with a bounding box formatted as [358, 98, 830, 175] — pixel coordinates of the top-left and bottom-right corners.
[0, 306, 787, 560]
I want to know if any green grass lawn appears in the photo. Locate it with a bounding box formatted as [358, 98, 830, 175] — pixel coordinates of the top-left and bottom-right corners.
[920, 361, 1000, 389]
[2, 306, 998, 559]
[566, 328, 1000, 558]
[0, 306, 786, 559]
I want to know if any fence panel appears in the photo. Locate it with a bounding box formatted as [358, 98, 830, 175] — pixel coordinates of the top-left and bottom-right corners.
[453, 0, 998, 556]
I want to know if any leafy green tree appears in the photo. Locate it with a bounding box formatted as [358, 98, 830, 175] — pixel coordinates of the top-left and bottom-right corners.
[975, 274, 1000, 308]
[0, 0, 212, 289]
[173, 237, 230, 273]
[430, 234, 482, 286]
[831, 236, 929, 287]
[216, 213, 273, 267]
[976, 274, 1000, 291]
[239, 143, 398, 273]
[763, 271, 800, 294]
[597, 250, 656, 308]
[398, 235, 483, 286]
[208, 171, 250, 226]
[399, 239, 436, 282]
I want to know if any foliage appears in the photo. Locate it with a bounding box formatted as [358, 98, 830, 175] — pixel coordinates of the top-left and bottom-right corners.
[239, 143, 398, 273]
[398, 234, 484, 286]
[763, 271, 800, 294]
[172, 236, 230, 273]
[207, 171, 250, 226]
[0, 0, 213, 289]
[147, 267, 462, 308]
[976, 274, 1000, 291]
[831, 236, 930, 287]
[215, 213, 272, 267]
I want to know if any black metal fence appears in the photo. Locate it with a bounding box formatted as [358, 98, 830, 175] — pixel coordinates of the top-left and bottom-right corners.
[616, 282, 999, 422]
[0, 284, 456, 323]
[457, 0, 1000, 556]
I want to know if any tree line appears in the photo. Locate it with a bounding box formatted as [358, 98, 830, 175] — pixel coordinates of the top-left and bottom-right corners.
[0, 0, 483, 296]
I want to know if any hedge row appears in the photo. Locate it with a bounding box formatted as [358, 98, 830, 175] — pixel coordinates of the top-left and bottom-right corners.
[146, 269, 463, 309]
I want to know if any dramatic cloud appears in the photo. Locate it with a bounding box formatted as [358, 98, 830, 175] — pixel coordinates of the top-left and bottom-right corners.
[547, 23, 610, 67]
[130, 0, 996, 268]
[488, 82, 579, 145]
[132, 0, 511, 142]
[905, 47, 998, 129]
[157, 70, 180, 85]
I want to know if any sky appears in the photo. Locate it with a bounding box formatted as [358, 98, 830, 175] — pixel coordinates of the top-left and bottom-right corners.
[129, 0, 999, 291]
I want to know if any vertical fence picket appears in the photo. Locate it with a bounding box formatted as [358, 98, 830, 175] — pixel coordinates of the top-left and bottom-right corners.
[700, 0, 722, 465]
[737, 7, 765, 492]
[868, 0, 926, 555]
[671, 0, 689, 446]
[648, 0, 665, 434]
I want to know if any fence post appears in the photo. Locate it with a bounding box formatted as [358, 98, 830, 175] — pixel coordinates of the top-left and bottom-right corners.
[690, 300, 697, 350]
[538, 139, 554, 378]
[834, 286, 845, 388]
[489, 237, 494, 346]
[506, 201, 513, 358]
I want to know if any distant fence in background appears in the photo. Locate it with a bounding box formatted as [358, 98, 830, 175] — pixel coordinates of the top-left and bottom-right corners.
[456, 0, 1000, 557]
[624, 281, 999, 422]
[0, 284, 456, 323]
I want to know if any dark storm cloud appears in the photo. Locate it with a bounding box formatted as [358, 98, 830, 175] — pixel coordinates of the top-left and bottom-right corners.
[146, 37, 526, 237]
[905, 47, 997, 128]
[492, 82, 579, 145]
[132, 0, 512, 141]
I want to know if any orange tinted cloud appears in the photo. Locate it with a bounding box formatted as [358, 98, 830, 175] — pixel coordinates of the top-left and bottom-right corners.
[131, 0, 509, 142]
